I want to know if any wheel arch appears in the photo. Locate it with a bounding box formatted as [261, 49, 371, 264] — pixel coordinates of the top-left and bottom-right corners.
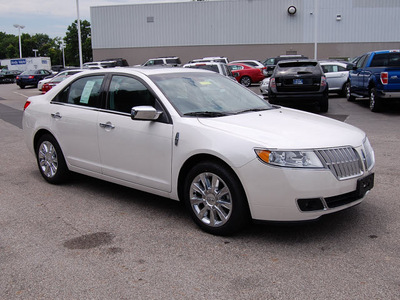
[177, 154, 247, 204]
[33, 129, 57, 154]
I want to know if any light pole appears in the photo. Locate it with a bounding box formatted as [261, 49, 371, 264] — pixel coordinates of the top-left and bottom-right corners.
[13, 24, 25, 58]
[76, 0, 83, 68]
[32, 49, 38, 57]
[60, 42, 66, 68]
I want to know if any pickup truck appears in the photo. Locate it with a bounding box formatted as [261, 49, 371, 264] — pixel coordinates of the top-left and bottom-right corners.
[346, 50, 400, 112]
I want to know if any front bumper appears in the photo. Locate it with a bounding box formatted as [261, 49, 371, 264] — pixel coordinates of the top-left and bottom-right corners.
[236, 153, 374, 222]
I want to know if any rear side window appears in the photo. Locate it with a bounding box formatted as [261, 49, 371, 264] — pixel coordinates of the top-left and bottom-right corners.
[370, 53, 400, 67]
[108, 75, 155, 114]
[229, 65, 244, 71]
[53, 75, 104, 108]
[166, 58, 181, 65]
[322, 65, 347, 73]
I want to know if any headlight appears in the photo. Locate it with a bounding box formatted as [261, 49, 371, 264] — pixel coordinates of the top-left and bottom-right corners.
[362, 137, 375, 171]
[255, 149, 324, 168]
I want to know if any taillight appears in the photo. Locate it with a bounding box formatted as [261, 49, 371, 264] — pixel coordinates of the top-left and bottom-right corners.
[270, 78, 276, 88]
[16, 76, 19, 80]
[28, 75, 34, 79]
[381, 72, 388, 85]
[23, 101, 31, 111]
[320, 75, 327, 86]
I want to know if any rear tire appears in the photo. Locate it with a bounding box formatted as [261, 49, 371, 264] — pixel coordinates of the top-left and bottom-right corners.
[240, 76, 251, 87]
[369, 88, 382, 112]
[346, 82, 355, 102]
[36, 134, 69, 184]
[319, 94, 329, 112]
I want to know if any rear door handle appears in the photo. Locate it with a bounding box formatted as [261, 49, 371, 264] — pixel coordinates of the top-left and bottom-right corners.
[51, 112, 62, 119]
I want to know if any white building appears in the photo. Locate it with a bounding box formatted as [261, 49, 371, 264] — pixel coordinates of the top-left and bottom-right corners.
[90, 0, 400, 65]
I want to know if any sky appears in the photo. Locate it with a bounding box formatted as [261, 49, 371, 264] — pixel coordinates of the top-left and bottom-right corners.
[0, 0, 191, 38]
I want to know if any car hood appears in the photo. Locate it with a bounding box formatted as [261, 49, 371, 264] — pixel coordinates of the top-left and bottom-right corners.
[198, 107, 365, 149]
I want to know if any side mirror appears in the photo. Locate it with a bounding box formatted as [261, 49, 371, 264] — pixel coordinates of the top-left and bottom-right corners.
[233, 72, 239, 78]
[346, 63, 356, 71]
[131, 106, 162, 120]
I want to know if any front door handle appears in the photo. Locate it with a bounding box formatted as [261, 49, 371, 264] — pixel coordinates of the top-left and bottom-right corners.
[99, 122, 115, 130]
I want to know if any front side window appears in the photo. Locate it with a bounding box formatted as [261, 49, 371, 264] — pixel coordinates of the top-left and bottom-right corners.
[53, 75, 104, 108]
[107, 75, 155, 114]
[356, 55, 368, 69]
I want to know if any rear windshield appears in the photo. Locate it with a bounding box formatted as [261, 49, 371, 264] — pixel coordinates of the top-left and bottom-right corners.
[276, 61, 320, 75]
[370, 53, 400, 67]
[278, 61, 318, 68]
[186, 65, 219, 73]
[21, 70, 37, 75]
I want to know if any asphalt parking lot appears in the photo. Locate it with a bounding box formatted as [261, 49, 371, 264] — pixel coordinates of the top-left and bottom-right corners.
[1, 82, 400, 299]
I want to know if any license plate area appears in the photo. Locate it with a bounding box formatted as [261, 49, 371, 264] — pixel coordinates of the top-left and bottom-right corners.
[293, 78, 303, 85]
[357, 173, 374, 197]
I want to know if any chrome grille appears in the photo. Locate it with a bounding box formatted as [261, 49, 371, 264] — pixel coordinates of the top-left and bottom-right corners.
[316, 147, 363, 180]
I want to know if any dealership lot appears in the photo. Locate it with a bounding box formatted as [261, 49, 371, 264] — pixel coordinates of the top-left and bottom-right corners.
[1, 83, 399, 299]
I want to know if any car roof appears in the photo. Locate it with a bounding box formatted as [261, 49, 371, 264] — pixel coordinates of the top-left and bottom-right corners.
[319, 60, 348, 67]
[76, 66, 212, 77]
[183, 62, 225, 66]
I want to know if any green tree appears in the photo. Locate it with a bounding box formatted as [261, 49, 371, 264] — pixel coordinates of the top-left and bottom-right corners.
[0, 32, 18, 59]
[64, 20, 92, 66]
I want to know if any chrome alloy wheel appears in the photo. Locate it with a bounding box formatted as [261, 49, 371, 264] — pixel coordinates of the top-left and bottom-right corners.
[189, 172, 233, 227]
[38, 141, 59, 178]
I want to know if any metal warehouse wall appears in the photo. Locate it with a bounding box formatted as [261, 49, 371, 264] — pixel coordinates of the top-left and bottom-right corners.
[90, 0, 400, 64]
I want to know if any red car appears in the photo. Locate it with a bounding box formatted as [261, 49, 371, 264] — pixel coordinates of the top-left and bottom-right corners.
[228, 63, 265, 87]
[41, 75, 68, 93]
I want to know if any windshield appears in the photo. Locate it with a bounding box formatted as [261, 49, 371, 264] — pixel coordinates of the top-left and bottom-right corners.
[150, 72, 272, 116]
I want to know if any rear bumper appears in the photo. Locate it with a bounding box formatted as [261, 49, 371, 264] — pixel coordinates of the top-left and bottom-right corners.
[378, 90, 400, 99]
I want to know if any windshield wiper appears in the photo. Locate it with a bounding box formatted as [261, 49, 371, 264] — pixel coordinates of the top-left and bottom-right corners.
[184, 111, 230, 117]
[234, 108, 269, 114]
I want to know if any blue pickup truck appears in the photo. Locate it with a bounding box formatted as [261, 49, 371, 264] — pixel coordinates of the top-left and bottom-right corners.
[346, 50, 400, 112]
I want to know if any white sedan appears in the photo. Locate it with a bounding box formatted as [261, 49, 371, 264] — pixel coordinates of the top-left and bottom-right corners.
[320, 61, 349, 96]
[22, 67, 375, 235]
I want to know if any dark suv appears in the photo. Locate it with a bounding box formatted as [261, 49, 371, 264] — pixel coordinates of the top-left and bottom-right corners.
[268, 60, 329, 112]
[263, 55, 308, 76]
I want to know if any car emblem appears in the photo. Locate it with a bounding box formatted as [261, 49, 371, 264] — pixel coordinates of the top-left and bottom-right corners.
[391, 75, 398, 79]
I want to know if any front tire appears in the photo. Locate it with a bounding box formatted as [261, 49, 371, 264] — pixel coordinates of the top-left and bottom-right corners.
[183, 161, 250, 235]
[36, 134, 69, 184]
